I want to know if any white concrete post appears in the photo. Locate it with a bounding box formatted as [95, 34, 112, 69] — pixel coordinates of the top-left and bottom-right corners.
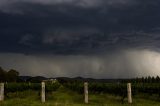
[127, 83, 132, 104]
[0, 83, 4, 101]
[41, 82, 45, 103]
[84, 82, 88, 103]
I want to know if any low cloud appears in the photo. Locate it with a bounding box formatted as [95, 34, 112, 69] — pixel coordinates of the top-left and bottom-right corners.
[0, 0, 135, 7]
[0, 0, 136, 14]
[19, 34, 34, 46]
[42, 28, 102, 44]
[0, 49, 160, 78]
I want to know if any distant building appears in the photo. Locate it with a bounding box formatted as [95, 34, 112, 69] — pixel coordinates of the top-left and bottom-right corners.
[42, 79, 57, 83]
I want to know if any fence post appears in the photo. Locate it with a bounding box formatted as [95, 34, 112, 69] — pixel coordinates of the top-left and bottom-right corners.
[127, 83, 132, 104]
[84, 82, 88, 103]
[0, 83, 4, 101]
[41, 82, 45, 103]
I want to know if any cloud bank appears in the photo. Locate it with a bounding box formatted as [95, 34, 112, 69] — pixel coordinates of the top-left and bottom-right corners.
[0, 0, 136, 14]
[0, 49, 160, 78]
[1, 0, 160, 78]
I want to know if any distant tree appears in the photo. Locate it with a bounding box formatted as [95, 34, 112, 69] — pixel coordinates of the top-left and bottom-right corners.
[0, 67, 6, 82]
[156, 76, 160, 83]
[142, 77, 145, 83]
[7, 69, 19, 82]
[135, 77, 139, 83]
[151, 76, 155, 83]
[147, 76, 152, 83]
[27, 76, 46, 83]
[144, 77, 148, 83]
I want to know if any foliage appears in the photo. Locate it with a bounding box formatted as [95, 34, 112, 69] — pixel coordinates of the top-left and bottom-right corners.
[0, 67, 19, 82]
[1, 88, 160, 106]
[4, 82, 61, 93]
[62, 80, 160, 103]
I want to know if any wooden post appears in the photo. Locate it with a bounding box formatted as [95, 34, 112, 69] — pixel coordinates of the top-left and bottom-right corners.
[0, 83, 4, 101]
[41, 82, 45, 103]
[127, 83, 132, 104]
[84, 82, 88, 103]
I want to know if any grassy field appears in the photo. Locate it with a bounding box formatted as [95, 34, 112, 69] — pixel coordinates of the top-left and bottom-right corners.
[0, 86, 160, 106]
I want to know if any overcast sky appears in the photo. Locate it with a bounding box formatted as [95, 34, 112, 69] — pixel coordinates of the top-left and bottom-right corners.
[1, 0, 160, 78]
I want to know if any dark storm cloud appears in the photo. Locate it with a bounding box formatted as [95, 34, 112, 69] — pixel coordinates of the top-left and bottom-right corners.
[0, 0, 135, 11]
[1, 0, 160, 78]
[0, 0, 160, 54]
[0, 0, 159, 55]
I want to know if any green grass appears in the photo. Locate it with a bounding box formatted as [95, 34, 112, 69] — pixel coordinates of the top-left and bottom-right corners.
[0, 86, 160, 106]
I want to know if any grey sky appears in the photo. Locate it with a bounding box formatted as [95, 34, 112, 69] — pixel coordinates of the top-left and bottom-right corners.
[0, 0, 160, 78]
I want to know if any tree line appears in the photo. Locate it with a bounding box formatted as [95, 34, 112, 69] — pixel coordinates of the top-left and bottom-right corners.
[122, 76, 160, 83]
[0, 67, 19, 82]
[1, 66, 160, 83]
